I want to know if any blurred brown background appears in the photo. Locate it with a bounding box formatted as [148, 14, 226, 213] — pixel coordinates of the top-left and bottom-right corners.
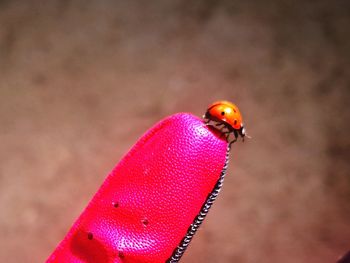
[0, 1, 349, 262]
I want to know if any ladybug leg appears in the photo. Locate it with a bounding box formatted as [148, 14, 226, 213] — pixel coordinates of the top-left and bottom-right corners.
[204, 119, 215, 126]
[229, 138, 237, 148]
[218, 130, 231, 141]
[225, 132, 231, 142]
[228, 130, 239, 148]
[217, 123, 232, 135]
[215, 123, 225, 129]
[205, 121, 213, 127]
[220, 131, 231, 139]
[233, 129, 239, 140]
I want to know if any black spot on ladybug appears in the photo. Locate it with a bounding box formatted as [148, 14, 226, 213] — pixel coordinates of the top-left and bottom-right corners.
[113, 202, 119, 208]
[221, 111, 225, 116]
[234, 120, 237, 125]
[87, 232, 93, 240]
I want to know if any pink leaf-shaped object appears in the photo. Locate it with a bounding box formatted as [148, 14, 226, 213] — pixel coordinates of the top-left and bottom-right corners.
[47, 113, 229, 263]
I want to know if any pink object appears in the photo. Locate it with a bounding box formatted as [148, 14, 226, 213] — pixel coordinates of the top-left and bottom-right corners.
[47, 113, 229, 263]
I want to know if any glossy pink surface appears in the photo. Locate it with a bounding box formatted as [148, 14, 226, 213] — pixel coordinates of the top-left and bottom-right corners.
[47, 113, 228, 263]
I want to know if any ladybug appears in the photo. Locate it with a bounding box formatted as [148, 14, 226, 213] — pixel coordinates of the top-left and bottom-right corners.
[203, 100, 248, 146]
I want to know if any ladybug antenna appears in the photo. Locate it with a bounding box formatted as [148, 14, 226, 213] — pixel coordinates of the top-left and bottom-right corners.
[242, 133, 252, 142]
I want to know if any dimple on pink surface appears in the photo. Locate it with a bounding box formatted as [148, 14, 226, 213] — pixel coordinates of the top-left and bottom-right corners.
[47, 113, 228, 263]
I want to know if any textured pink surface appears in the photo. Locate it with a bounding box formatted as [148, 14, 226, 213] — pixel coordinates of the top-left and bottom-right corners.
[47, 113, 228, 263]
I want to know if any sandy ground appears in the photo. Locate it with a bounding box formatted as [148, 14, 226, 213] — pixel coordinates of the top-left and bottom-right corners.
[0, 1, 349, 262]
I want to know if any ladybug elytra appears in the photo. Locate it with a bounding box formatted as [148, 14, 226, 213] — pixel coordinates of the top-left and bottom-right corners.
[203, 100, 248, 146]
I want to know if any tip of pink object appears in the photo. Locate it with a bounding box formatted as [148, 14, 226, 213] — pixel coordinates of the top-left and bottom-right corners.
[47, 113, 231, 263]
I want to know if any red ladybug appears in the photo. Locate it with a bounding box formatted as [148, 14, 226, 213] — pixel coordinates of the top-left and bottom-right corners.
[204, 100, 248, 146]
